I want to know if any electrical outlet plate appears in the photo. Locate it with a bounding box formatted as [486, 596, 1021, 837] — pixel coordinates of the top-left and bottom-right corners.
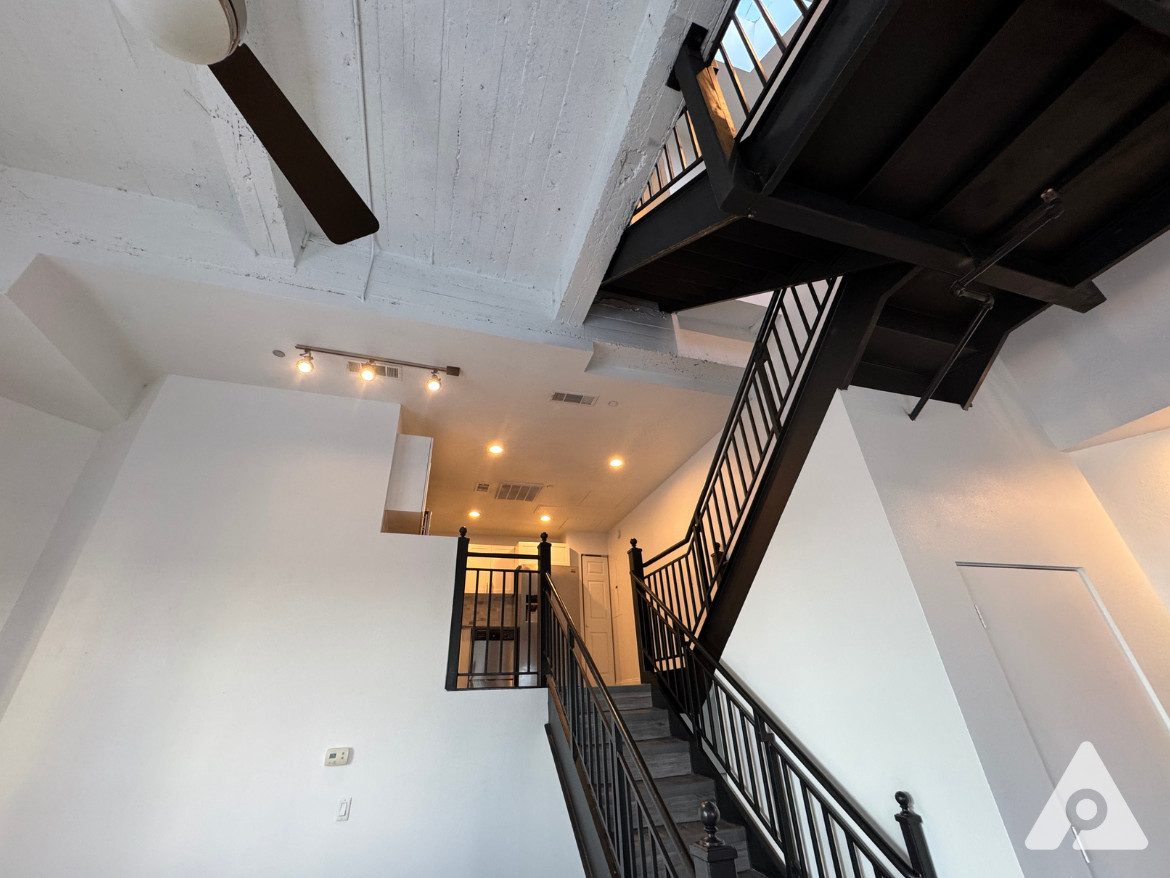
[325, 747, 352, 766]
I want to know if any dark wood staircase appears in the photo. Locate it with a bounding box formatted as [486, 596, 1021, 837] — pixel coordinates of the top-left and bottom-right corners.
[610, 684, 774, 877]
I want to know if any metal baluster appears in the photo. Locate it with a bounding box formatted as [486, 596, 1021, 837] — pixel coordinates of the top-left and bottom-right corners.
[730, 13, 768, 87]
[753, 0, 787, 51]
[821, 796, 846, 878]
[802, 784, 828, 878]
[684, 110, 702, 160]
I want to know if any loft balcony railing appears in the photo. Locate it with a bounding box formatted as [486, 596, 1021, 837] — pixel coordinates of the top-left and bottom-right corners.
[444, 534, 543, 690]
[639, 278, 840, 636]
[632, 0, 828, 220]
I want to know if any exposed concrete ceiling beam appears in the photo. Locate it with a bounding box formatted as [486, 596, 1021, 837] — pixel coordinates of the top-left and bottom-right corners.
[0, 165, 740, 394]
[555, 0, 726, 327]
[192, 68, 308, 263]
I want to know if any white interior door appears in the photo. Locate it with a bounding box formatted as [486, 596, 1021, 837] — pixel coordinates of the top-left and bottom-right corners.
[581, 555, 616, 685]
[959, 564, 1170, 878]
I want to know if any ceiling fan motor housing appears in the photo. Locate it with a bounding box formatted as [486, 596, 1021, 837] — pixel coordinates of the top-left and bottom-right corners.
[111, 0, 246, 65]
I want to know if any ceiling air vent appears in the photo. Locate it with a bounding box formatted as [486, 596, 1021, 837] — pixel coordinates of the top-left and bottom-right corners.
[347, 362, 401, 379]
[550, 391, 598, 406]
[495, 482, 544, 502]
[475, 483, 491, 493]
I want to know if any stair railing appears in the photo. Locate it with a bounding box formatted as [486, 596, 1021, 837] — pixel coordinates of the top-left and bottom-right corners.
[633, 0, 830, 220]
[641, 278, 840, 635]
[541, 547, 695, 878]
[632, 575, 938, 878]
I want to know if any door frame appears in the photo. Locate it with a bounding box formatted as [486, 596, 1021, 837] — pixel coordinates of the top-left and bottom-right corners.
[580, 553, 617, 685]
[957, 562, 1170, 736]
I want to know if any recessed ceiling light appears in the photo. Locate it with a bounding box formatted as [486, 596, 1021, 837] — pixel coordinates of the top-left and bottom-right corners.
[609, 457, 624, 468]
[488, 444, 504, 455]
[468, 510, 481, 519]
[540, 514, 551, 523]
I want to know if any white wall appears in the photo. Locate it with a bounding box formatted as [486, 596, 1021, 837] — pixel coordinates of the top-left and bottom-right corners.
[0, 376, 580, 877]
[607, 434, 719, 683]
[1074, 427, 1170, 611]
[722, 396, 1023, 878]
[0, 395, 98, 629]
[999, 228, 1170, 449]
[842, 366, 1170, 876]
[0, 381, 161, 717]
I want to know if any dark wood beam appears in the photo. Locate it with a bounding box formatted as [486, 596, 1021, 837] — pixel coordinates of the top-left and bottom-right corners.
[1057, 177, 1170, 282]
[876, 305, 969, 348]
[1103, 0, 1170, 37]
[743, 0, 905, 196]
[604, 177, 735, 283]
[751, 182, 1105, 311]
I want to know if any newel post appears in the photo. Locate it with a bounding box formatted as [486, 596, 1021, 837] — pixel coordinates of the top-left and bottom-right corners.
[537, 532, 552, 576]
[895, 792, 938, 878]
[691, 802, 738, 878]
[538, 533, 552, 687]
[444, 527, 471, 691]
[627, 538, 652, 684]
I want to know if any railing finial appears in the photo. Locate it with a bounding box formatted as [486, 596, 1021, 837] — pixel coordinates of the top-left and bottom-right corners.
[691, 800, 737, 877]
[540, 532, 548, 542]
[698, 801, 722, 848]
[630, 538, 637, 547]
[459, 526, 467, 537]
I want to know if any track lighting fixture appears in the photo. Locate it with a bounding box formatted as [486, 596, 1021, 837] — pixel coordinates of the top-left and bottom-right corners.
[290, 345, 460, 390]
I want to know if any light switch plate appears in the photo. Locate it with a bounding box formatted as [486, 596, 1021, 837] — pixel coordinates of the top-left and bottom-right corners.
[337, 798, 351, 822]
[325, 747, 352, 766]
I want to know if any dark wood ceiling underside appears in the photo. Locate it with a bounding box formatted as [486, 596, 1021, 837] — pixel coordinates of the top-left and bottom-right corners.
[600, 0, 1170, 408]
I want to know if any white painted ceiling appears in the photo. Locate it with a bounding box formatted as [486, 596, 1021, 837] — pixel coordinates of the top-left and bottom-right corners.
[38, 258, 730, 538]
[0, 0, 668, 291]
[0, 0, 738, 538]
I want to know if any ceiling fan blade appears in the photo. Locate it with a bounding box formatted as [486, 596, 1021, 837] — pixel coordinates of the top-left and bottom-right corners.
[209, 44, 379, 245]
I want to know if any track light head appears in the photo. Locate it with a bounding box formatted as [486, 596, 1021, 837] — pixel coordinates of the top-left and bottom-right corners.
[360, 362, 377, 382]
[297, 351, 314, 374]
[427, 371, 442, 392]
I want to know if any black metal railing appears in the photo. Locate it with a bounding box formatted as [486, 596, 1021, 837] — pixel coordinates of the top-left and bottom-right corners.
[633, 0, 828, 218]
[632, 576, 938, 878]
[541, 554, 693, 877]
[641, 279, 840, 635]
[444, 528, 543, 690]
[633, 107, 705, 217]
